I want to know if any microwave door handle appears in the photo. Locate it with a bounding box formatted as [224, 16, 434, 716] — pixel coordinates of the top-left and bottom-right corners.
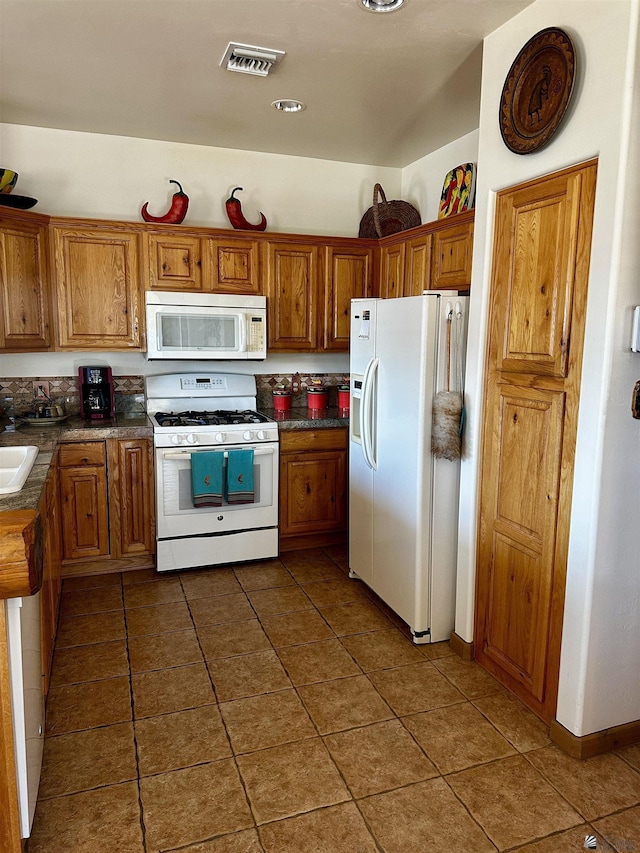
[238, 314, 247, 353]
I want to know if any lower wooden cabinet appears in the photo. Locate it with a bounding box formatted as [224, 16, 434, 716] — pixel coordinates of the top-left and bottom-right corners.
[58, 438, 155, 577]
[279, 428, 348, 551]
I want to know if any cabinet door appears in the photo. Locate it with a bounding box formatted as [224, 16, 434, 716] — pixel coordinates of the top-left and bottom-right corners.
[0, 218, 50, 350]
[58, 442, 109, 561]
[52, 226, 142, 349]
[322, 245, 373, 351]
[431, 220, 473, 290]
[265, 242, 319, 351]
[145, 233, 203, 291]
[209, 237, 261, 294]
[404, 233, 432, 297]
[378, 243, 405, 298]
[113, 439, 155, 557]
[280, 449, 347, 535]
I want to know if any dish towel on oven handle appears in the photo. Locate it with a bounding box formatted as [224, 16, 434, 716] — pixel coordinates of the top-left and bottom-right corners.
[225, 448, 255, 504]
[190, 450, 224, 507]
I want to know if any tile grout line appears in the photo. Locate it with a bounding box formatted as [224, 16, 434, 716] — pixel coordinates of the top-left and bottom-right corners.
[120, 571, 150, 853]
[178, 571, 265, 849]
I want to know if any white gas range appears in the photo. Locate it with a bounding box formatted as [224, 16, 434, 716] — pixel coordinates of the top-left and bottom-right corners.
[146, 372, 279, 572]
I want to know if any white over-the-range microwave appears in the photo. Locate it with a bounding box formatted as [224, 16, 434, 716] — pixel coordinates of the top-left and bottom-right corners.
[145, 291, 267, 360]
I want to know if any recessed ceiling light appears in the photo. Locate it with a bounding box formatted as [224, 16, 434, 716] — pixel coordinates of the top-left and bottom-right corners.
[272, 99, 306, 113]
[360, 0, 405, 11]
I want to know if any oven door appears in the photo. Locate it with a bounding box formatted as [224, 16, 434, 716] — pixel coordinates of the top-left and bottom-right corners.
[155, 443, 278, 539]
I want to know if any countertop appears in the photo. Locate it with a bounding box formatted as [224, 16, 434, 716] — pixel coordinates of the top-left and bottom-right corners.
[0, 414, 152, 513]
[259, 407, 350, 429]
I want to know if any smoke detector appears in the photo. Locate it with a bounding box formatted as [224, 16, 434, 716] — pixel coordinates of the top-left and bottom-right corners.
[221, 42, 285, 77]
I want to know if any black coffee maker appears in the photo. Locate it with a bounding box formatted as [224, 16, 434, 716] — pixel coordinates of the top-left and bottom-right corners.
[78, 366, 115, 419]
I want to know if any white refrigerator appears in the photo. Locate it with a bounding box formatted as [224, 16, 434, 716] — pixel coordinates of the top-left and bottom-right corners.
[349, 293, 468, 643]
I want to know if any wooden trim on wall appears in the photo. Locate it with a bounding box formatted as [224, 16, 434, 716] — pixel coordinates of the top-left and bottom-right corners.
[450, 631, 474, 661]
[550, 717, 640, 760]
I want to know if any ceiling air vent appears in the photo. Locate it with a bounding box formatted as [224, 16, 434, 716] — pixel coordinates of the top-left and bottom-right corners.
[220, 42, 285, 77]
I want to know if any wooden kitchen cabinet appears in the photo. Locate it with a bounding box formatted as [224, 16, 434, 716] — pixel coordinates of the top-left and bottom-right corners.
[209, 236, 261, 294]
[50, 223, 143, 349]
[145, 232, 204, 291]
[58, 441, 110, 563]
[430, 216, 474, 290]
[378, 242, 405, 298]
[109, 438, 155, 557]
[404, 232, 432, 296]
[279, 428, 348, 551]
[322, 244, 373, 351]
[144, 230, 262, 295]
[376, 211, 474, 297]
[0, 210, 51, 351]
[265, 241, 320, 351]
[58, 438, 155, 577]
[39, 453, 61, 695]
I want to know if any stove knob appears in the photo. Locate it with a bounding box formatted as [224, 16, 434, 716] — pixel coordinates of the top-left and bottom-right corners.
[243, 430, 254, 441]
[171, 434, 181, 445]
[186, 434, 197, 445]
[215, 432, 226, 443]
[256, 430, 267, 441]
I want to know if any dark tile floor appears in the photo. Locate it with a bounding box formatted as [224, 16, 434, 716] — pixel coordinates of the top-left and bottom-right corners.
[26, 546, 640, 852]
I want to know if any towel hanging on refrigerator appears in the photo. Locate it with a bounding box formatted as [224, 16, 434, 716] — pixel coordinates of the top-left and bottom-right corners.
[225, 448, 255, 504]
[191, 450, 224, 507]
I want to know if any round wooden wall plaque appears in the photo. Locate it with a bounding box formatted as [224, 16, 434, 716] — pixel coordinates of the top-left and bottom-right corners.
[499, 27, 576, 155]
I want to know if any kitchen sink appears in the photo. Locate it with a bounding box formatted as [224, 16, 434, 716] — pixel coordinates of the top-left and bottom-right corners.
[0, 446, 39, 494]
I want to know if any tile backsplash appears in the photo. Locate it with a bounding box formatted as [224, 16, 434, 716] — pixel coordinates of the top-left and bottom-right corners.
[0, 372, 349, 417]
[0, 375, 145, 418]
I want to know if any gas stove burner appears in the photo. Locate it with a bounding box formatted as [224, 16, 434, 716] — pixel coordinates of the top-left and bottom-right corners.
[154, 409, 270, 428]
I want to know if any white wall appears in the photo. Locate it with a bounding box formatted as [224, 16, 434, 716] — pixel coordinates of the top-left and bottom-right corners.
[455, 0, 640, 736]
[401, 130, 479, 225]
[0, 124, 400, 237]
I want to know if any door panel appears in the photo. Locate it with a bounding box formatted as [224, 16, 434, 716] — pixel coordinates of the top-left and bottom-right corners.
[475, 160, 597, 724]
[494, 175, 582, 377]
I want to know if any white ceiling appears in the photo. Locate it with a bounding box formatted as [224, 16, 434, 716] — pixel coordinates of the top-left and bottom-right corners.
[0, 0, 534, 168]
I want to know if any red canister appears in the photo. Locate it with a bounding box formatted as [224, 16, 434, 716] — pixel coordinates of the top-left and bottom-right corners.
[273, 391, 292, 411]
[307, 388, 328, 409]
[337, 386, 350, 410]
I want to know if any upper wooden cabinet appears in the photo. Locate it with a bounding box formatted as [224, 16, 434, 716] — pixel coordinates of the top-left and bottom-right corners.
[145, 232, 203, 291]
[322, 244, 373, 351]
[51, 224, 143, 349]
[404, 232, 432, 297]
[265, 241, 320, 351]
[144, 230, 262, 295]
[379, 243, 405, 299]
[431, 217, 474, 290]
[377, 210, 474, 297]
[209, 236, 261, 294]
[0, 210, 51, 351]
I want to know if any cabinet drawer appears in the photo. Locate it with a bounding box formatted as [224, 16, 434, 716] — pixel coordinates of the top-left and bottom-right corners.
[280, 428, 348, 454]
[58, 441, 106, 467]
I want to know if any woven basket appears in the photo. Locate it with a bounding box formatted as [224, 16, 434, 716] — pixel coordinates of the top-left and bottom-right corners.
[358, 183, 421, 238]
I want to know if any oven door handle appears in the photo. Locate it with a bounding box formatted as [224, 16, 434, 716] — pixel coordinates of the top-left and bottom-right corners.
[161, 447, 276, 460]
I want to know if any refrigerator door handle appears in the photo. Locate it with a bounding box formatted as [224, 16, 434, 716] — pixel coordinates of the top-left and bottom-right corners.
[361, 356, 378, 470]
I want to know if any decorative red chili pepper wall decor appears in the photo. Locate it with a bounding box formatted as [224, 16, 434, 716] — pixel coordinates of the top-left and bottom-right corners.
[141, 180, 189, 224]
[225, 187, 267, 231]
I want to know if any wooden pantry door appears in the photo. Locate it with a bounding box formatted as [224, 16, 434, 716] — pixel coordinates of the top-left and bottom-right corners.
[474, 160, 597, 724]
